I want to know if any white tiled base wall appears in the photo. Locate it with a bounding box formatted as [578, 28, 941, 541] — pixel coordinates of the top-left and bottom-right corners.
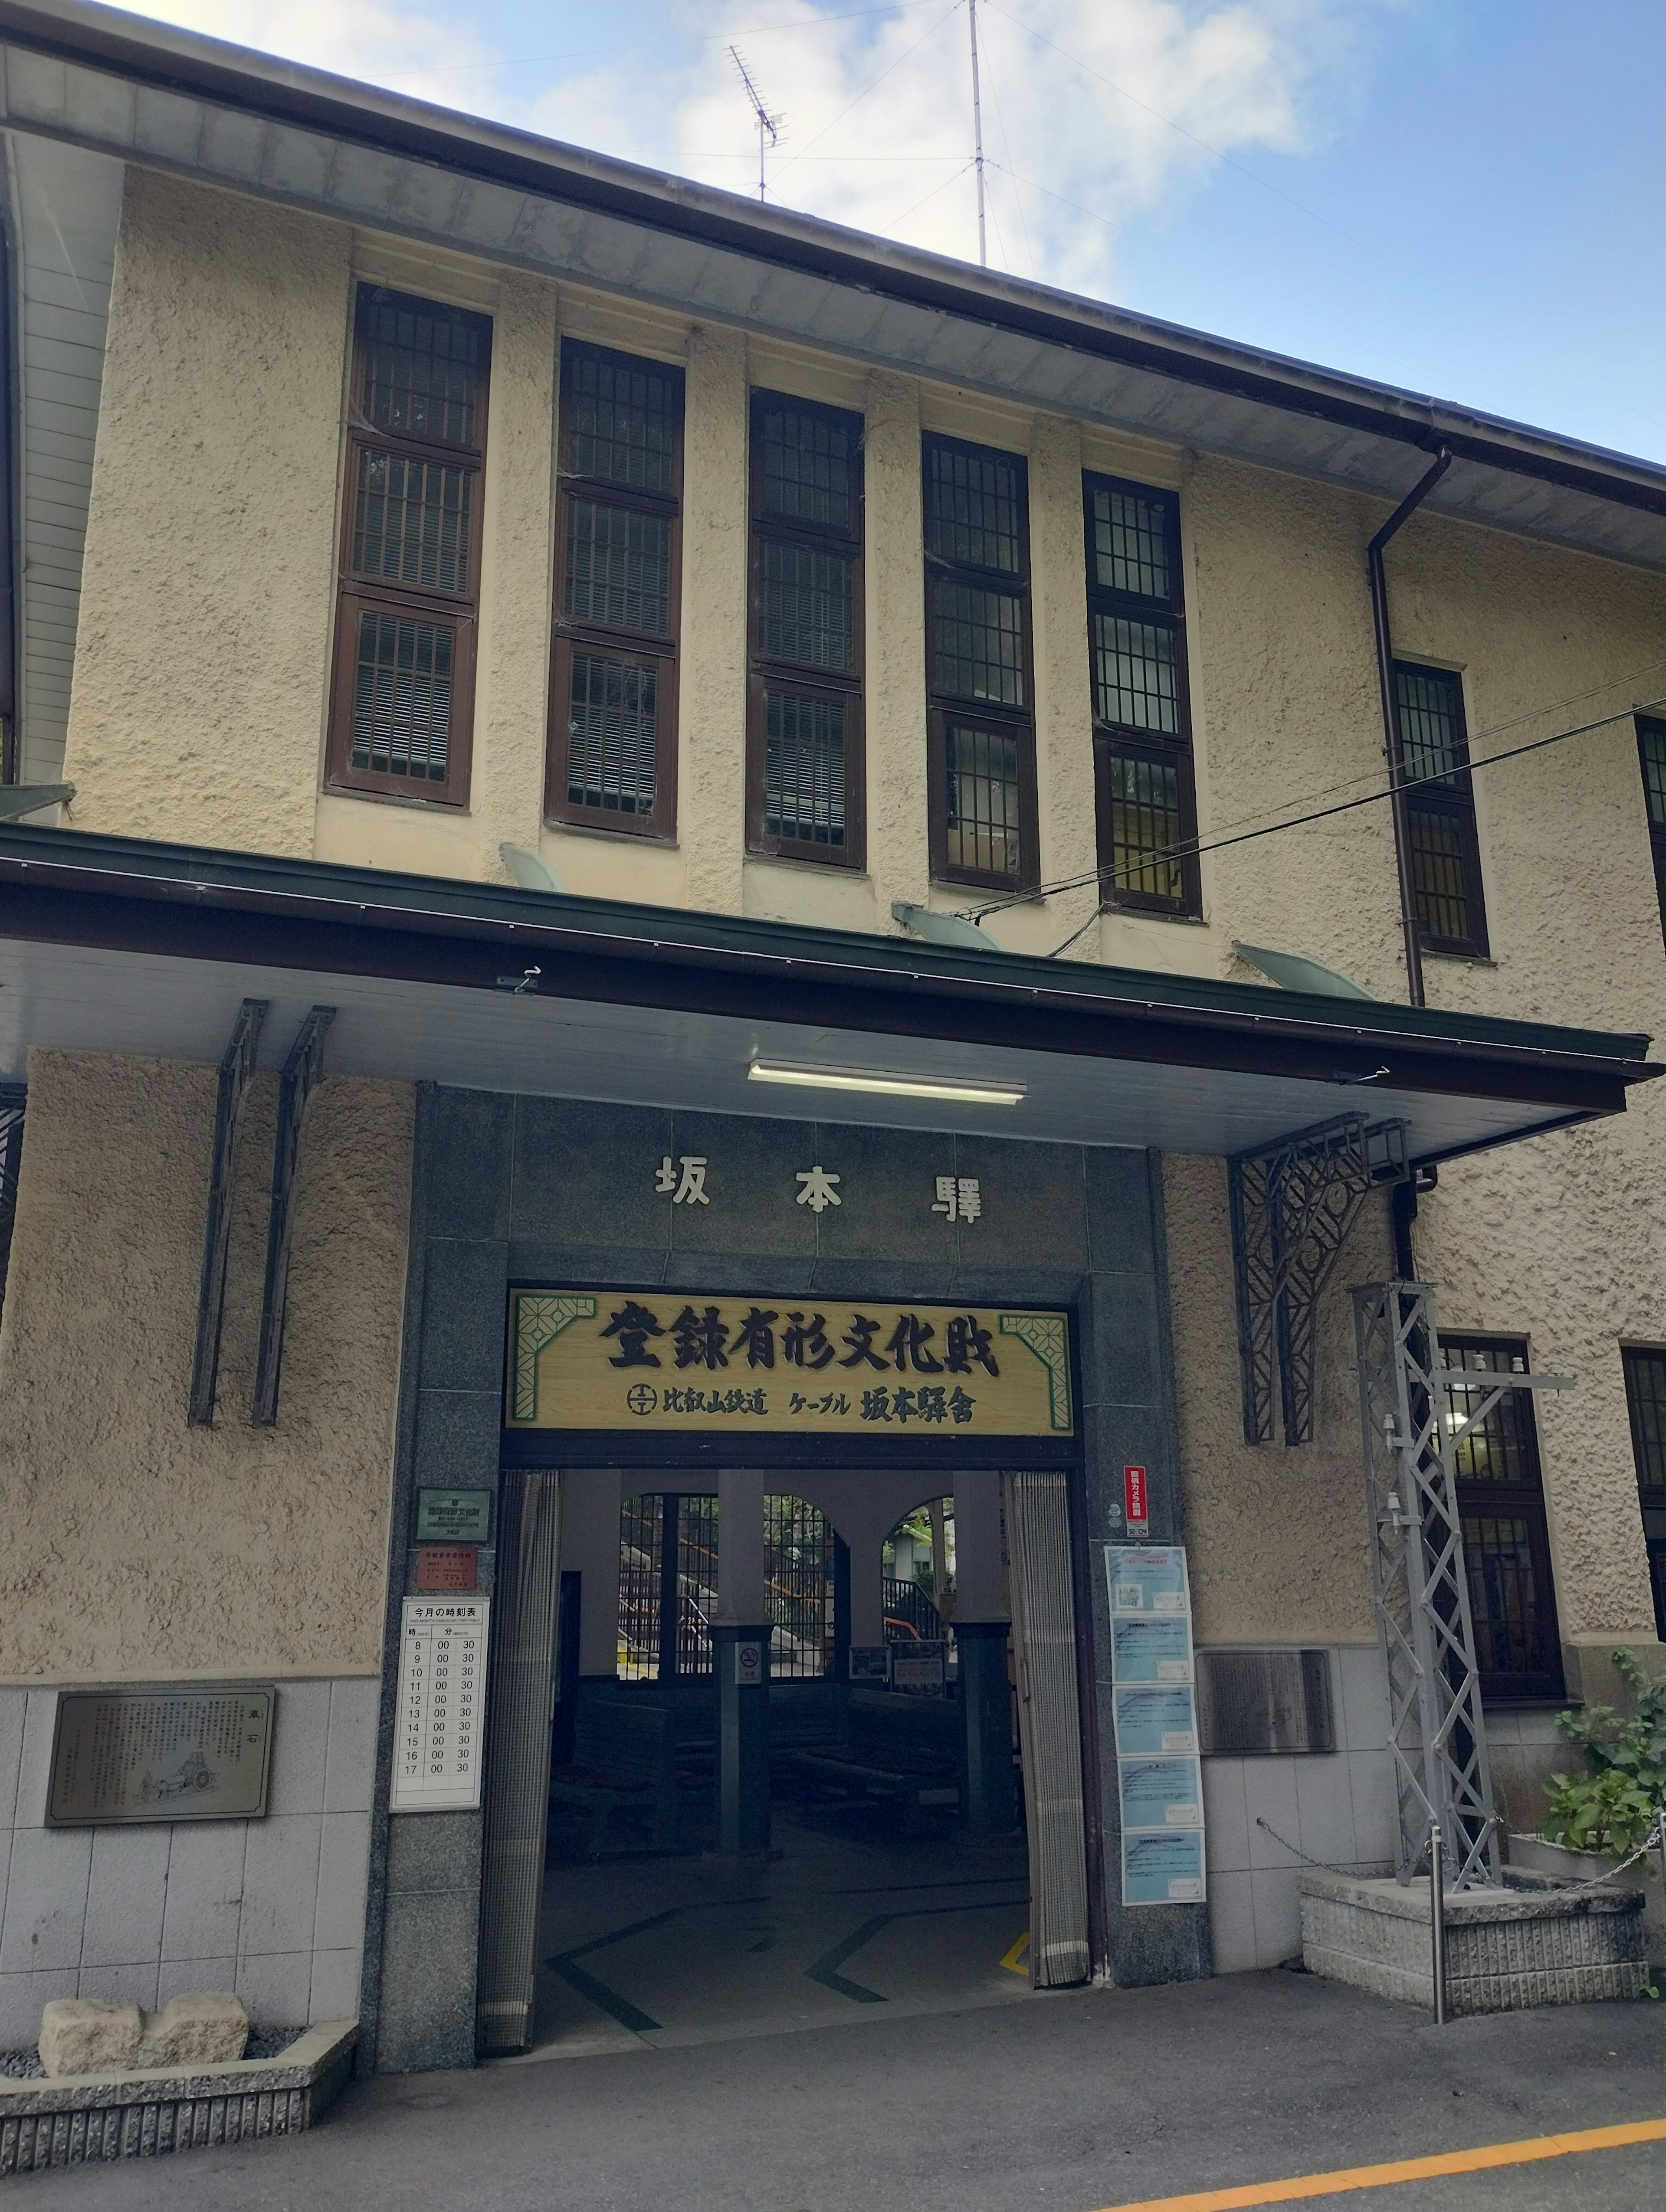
[1204, 1646, 1397, 1973]
[0, 1679, 378, 2049]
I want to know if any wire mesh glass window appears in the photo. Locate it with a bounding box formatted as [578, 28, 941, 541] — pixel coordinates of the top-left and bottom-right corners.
[1394, 663, 1487, 956]
[1085, 473, 1198, 915]
[327, 286, 490, 805]
[765, 1495, 836, 1678]
[925, 433, 1034, 890]
[748, 391, 865, 865]
[616, 1494, 717, 1680]
[1442, 1337, 1563, 1701]
[1623, 1347, 1666, 1640]
[549, 340, 684, 838]
[1636, 717, 1666, 948]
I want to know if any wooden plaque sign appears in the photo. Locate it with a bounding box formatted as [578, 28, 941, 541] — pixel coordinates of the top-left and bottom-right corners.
[508, 1289, 1074, 1438]
[47, 1687, 274, 1826]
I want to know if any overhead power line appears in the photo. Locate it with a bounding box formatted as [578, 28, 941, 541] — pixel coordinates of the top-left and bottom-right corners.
[959, 689, 1666, 942]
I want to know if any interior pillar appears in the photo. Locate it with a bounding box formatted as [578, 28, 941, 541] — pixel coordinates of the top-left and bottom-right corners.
[713, 1469, 770, 1853]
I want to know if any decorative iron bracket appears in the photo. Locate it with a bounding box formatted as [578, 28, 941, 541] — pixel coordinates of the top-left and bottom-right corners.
[251, 1006, 335, 1427]
[188, 998, 268, 1427]
[1229, 1113, 1407, 1445]
[1354, 1281, 1572, 1890]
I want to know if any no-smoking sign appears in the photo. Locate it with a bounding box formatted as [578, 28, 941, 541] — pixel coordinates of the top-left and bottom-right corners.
[735, 1641, 764, 1686]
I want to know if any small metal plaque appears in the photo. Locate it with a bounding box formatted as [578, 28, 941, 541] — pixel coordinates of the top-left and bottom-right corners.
[47, 1687, 274, 1826]
[416, 1544, 478, 1593]
[416, 1488, 492, 1543]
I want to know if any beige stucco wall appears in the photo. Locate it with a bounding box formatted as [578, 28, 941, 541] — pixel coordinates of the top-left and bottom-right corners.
[62, 169, 351, 854]
[0, 1049, 412, 1682]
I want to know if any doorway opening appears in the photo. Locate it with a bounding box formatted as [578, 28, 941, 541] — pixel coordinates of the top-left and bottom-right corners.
[480, 1467, 1088, 2057]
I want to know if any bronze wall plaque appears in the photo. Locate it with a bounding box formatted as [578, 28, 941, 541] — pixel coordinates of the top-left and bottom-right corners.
[46, 1687, 274, 1826]
[416, 1545, 478, 1593]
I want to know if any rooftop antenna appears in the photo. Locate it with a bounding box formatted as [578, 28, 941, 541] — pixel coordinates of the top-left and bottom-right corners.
[728, 46, 784, 203]
[967, 0, 987, 265]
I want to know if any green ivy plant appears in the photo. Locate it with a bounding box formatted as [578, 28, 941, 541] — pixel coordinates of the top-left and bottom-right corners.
[1542, 1648, 1666, 1868]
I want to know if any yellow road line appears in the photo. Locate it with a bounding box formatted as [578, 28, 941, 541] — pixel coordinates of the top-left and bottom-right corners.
[999, 1931, 1030, 1976]
[1099, 2117, 1666, 2210]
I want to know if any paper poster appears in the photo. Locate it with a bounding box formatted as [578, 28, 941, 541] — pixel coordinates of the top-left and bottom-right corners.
[1113, 1683, 1199, 1755]
[1107, 1545, 1190, 1616]
[1122, 1827, 1207, 1905]
[1110, 1613, 1194, 1683]
[1118, 1756, 1203, 1829]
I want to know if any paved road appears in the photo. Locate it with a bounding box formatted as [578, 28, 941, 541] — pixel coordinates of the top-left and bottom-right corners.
[10, 1970, 1666, 2211]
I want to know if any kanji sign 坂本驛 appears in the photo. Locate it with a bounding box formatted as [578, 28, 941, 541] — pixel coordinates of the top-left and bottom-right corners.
[507, 1290, 1074, 1436]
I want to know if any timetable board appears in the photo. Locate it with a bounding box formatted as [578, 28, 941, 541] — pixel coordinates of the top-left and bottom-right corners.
[390, 1598, 489, 1812]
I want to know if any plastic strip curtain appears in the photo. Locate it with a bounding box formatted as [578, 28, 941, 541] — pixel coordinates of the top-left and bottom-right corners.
[476, 1469, 563, 2054]
[1004, 1471, 1091, 1986]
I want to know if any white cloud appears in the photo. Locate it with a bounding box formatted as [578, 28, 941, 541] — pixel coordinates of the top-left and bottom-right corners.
[142, 0, 1375, 298]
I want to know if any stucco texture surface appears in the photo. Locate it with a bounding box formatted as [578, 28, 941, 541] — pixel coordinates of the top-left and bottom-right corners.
[1164, 1151, 1390, 1649]
[0, 1050, 412, 1682]
[62, 169, 351, 855]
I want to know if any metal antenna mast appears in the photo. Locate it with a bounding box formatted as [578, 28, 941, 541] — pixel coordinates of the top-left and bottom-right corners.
[728, 46, 783, 203]
[967, 0, 987, 264]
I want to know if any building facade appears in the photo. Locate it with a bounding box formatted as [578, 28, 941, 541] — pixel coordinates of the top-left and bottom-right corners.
[0, 0, 1664, 2074]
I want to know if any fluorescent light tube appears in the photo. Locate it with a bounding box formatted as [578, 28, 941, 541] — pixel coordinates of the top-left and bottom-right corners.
[746, 1059, 1025, 1106]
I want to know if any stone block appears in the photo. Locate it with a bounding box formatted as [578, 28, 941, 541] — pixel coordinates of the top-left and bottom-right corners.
[140, 1990, 249, 2067]
[39, 1998, 143, 2077]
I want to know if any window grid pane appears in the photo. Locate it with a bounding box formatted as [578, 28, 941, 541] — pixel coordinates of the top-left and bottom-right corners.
[1463, 1512, 1554, 1682]
[567, 652, 659, 816]
[927, 444, 1022, 574]
[1407, 803, 1473, 944]
[350, 612, 453, 782]
[1638, 720, 1666, 829]
[564, 349, 678, 493]
[362, 294, 483, 448]
[765, 691, 847, 847]
[945, 722, 1022, 880]
[1105, 752, 1184, 902]
[676, 1496, 718, 1677]
[1395, 665, 1468, 784]
[1445, 1342, 1535, 1481]
[1625, 1348, 1666, 1490]
[765, 1495, 836, 1679]
[1091, 484, 1172, 602]
[930, 581, 1026, 706]
[353, 451, 471, 594]
[760, 540, 854, 672]
[617, 1494, 662, 1680]
[564, 498, 671, 635]
[1092, 613, 1178, 734]
[762, 405, 854, 533]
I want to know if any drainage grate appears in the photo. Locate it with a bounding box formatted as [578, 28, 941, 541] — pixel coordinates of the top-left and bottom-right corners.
[1196, 1648, 1335, 1755]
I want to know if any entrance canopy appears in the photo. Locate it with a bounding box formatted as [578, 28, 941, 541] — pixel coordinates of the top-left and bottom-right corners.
[0, 825, 1656, 1163]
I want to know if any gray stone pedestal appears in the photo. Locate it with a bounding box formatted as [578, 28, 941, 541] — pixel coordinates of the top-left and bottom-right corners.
[1301, 1870, 1647, 2015]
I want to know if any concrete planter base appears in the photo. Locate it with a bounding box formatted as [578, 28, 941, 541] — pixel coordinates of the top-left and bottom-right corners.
[1301, 1872, 1647, 2016]
[1506, 1833, 1666, 1965]
[0, 2020, 357, 2177]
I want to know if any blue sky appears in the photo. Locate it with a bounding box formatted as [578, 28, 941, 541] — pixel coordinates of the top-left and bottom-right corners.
[159, 0, 1665, 461]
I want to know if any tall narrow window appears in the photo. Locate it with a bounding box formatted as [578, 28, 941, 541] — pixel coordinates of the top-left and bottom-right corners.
[1442, 1337, 1563, 1702]
[1395, 663, 1488, 957]
[1084, 474, 1199, 914]
[1635, 717, 1666, 945]
[326, 287, 491, 806]
[746, 392, 865, 867]
[548, 342, 684, 839]
[923, 434, 1037, 892]
[1622, 1347, 1666, 1639]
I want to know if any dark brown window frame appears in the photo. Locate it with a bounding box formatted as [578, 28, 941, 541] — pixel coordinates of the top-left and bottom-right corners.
[1634, 716, 1666, 948]
[1442, 1333, 1564, 1704]
[922, 432, 1039, 896]
[1394, 659, 1489, 959]
[1621, 1344, 1666, 1641]
[745, 388, 866, 871]
[546, 339, 685, 843]
[1082, 471, 1200, 917]
[324, 284, 492, 809]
